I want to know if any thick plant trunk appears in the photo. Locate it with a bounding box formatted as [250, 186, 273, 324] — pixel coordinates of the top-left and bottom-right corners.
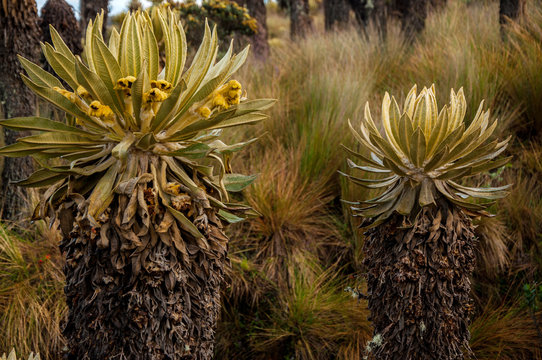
[289, 0, 312, 39]
[499, 0, 525, 24]
[0, 0, 39, 220]
[234, 0, 270, 60]
[80, 0, 108, 34]
[324, 0, 350, 31]
[59, 184, 228, 359]
[362, 200, 475, 359]
[40, 0, 82, 56]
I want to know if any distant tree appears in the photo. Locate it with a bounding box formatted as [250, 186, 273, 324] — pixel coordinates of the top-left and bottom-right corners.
[174, 1, 258, 50]
[348, 0, 371, 29]
[0, 0, 39, 220]
[128, 0, 143, 12]
[326, 0, 440, 38]
[233, 0, 270, 60]
[324, 0, 350, 31]
[40, 0, 82, 55]
[287, 0, 312, 39]
[80, 0, 109, 34]
[371, 0, 388, 38]
[500, 0, 525, 25]
[393, 0, 429, 40]
[430, 0, 447, 10]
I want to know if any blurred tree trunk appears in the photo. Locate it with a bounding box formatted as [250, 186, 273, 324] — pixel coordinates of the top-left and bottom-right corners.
[40, 0, 82, 56]
[0, 0, 39, 221]
[80, 0, 108, 34]
[348, 0, 370, 29]
[430, 0, 447, 10]
[324, 0, 350, 31]
[234, 0, 270, 60]
[289, 0, 312, 39]
[499, 0, 525, 25]
[393, 0, 429, 40]
[372, 0, 388, 39]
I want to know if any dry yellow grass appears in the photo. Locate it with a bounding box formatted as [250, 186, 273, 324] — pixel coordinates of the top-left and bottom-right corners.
[0, 224, 65, 360]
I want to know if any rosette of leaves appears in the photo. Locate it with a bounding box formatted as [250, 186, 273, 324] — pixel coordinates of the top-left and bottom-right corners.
[0, 9, 274, 360]
[175, 0, 257, 48]
[0, 351, 39, 360]
[343, 85, 511, 360]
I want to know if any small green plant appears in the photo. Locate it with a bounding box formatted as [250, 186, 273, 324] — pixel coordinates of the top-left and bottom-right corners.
[523, 283, 542, 311]
[522, 283, 542, 341]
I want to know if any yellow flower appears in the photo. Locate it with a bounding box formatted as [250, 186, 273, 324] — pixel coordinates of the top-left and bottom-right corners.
[242, 18, 258, 32]
[193, 80, 243, 115]
[114, 76, 137, 90]
[196, 106, 211, 118]
[150, 80, 173, 92]
[88, 100, 114, 118]
[212, 94, 228, 109]
[143, 88, 169, 103]
[53, 86, 76, 102]
[76, 85, 93, 102]
[223, 80, 242, 105]
[166, 182, 182, 196]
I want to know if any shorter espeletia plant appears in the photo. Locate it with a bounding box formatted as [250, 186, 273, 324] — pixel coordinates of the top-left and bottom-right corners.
[342, 85, 511, 360]
[0, 8, 274, 360]
[1, 350, 39, 360]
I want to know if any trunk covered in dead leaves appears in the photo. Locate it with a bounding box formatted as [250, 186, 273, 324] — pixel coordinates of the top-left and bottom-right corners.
[362, 199, 476, 360]
[59, 182, 229, 360]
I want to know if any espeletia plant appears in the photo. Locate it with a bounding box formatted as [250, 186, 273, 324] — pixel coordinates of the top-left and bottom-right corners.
[342, 85, 511, 360]
[0, 8, 274, 360]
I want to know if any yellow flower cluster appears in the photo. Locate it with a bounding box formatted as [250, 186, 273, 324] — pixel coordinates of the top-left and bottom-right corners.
[143, 88, 169, 103]
[210, 0, 227, 9]
[218, 80, 242, 107]
[88, 100, 114, 118]
[114, 76, 137, 95]
[209, 0, 244, 11]
[242, 18, 258, 32]
[53, 85, 96, 105]
[196, 106, 212, 118]
[53, 86, 76, 102]
[150, 80, 173, 92]
[194, 80, 242, 119]
[76, 86, 92, 102]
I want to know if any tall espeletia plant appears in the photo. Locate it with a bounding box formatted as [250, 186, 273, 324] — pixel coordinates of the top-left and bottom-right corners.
[0, 9, 274, 360]
[342, 85, 511, 360]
